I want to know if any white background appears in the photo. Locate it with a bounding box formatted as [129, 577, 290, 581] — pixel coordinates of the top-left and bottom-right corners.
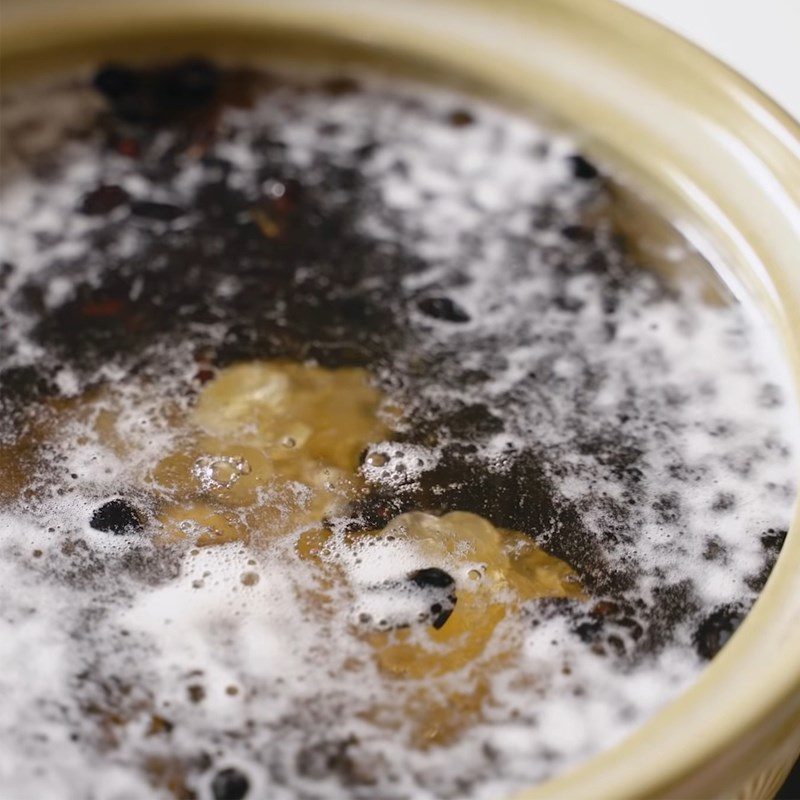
[619, 0, 800, 120]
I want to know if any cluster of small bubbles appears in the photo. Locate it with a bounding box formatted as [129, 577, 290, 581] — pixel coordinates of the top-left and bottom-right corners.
[193, 455, 251, 489]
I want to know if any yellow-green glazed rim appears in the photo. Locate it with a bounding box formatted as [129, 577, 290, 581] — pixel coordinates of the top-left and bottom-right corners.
[2, 1, 799, 798]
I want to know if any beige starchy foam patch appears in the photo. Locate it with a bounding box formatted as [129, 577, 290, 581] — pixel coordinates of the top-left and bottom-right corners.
[361, 511, 583, 677]
[297, 511, 583, 745]
[154, 361, 394, 545]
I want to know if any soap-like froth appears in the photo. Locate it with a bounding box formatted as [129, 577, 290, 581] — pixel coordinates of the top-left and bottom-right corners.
[0, 64, 798, 800]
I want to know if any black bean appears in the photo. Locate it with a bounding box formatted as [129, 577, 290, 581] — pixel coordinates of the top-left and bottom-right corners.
[560, 224, 592, 242]
[693, 604, 745, 660]
[93, 65, 140, 100]
[130, 201, 184, 221]
[575, 619, 603, 642]
[448, 109, 474, 127]
[409, 567, 455, 589]
[568, 154, 600, 180]
[211, 767, 250, 800]
[417, 297, 470, 323]
[80, 185, 130, 216]
[90, 499, 144, 535]
[432, 606, 454, 629]
[353, 141, 378, 160]
[158, 58, 220, 105]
